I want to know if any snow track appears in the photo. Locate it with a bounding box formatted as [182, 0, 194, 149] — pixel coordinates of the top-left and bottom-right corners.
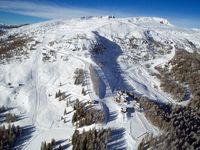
[1, 16, 199, 150]
[124, 64, 176, 104]
[42, 43, 162, 150]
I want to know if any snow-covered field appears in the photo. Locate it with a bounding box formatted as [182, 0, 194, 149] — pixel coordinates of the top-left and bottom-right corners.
[0, 16, 200, 149]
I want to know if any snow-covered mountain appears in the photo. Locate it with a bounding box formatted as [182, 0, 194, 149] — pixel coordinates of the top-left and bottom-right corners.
[0, 23, 28, 37]
[0, 16, 200, 150]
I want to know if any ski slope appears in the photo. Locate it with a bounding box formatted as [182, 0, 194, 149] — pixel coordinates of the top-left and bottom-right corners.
[0, 16, 200, 149]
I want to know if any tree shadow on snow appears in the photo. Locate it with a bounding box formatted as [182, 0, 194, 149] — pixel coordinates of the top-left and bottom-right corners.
[16, 114, 28, 122]
[102, 102, 118, 124]
[98, 76, 106, 99]
[0, 109, 27, 124]
[14, 125, 36, 149]
[55, 139, 70, 150]
[109, 111, 118, 122]
[91, 31, 134, 98]
[82, 71, 95, 95]
[108, 128, 126, 150]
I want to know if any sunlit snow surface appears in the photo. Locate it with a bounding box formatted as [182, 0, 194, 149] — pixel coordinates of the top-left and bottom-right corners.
[0, 16, 199, 150]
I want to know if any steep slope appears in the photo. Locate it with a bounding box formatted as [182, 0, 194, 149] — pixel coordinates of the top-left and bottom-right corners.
[0, 16, 200, 150]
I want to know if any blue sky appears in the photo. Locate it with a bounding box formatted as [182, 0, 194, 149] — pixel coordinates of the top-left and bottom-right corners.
[0, 0, 200, 28]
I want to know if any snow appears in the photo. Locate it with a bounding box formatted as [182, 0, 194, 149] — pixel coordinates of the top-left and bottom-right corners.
[0, 16, 200, 150]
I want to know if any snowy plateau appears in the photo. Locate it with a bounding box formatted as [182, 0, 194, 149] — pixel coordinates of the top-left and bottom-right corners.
[0, 16, 200, 150]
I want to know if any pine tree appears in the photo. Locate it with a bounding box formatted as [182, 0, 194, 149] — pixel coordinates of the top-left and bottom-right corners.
[66, 100, 69, 107]
[58, 145, 63, 150]
[51, 138, 56, 146]
[0, 140, 3, 150]
[55, 92, 58, 98]
[58, 90, 61, 95]
[82, 88, 85, 95]
[64, 109, 67, 115]
[43, 141, 47, 150]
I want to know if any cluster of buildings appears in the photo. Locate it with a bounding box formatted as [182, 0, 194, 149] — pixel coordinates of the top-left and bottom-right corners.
[115, 90, 142, 113]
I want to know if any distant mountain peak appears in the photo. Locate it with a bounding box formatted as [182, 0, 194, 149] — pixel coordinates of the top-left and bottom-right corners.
[129, 17, 171, 25]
